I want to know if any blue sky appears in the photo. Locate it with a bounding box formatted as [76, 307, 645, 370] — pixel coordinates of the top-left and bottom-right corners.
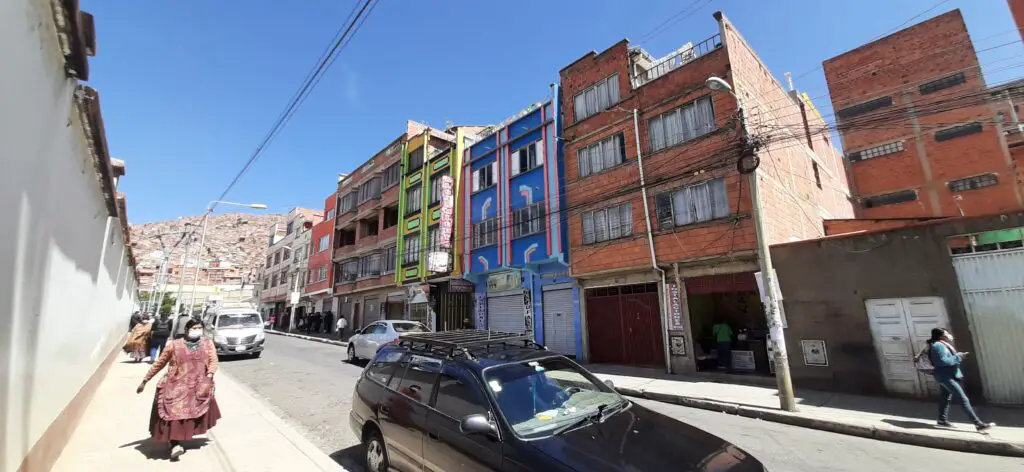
[84, 0, 1022, 224]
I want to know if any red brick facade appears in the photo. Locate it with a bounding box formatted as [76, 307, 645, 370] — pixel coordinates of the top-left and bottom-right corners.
[305, 192, 336, 295]
[823, 10, 1022, 219]
[1010, 0, 1024, 42]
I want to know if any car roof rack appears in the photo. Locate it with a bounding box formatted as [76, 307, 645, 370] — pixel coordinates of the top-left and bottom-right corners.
[397, 329, 546, 360]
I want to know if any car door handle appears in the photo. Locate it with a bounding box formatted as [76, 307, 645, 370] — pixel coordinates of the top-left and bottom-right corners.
[428, 432, 440, 441]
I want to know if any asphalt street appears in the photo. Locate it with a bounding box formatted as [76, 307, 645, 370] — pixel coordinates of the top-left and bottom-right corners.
[219, 334, 1024, 472]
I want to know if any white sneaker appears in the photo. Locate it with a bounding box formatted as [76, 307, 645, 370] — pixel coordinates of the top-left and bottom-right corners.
[170, 445, 185, 461]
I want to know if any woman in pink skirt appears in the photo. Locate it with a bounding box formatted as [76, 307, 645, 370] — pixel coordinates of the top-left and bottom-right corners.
[137, 319, 222, 461]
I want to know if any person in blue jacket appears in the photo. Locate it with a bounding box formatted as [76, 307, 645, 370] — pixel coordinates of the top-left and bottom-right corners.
[925, 328, 994, 431]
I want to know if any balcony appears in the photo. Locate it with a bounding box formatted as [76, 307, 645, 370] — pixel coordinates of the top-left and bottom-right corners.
[334, 244, 356, 261]
[630, 33, 721, 88]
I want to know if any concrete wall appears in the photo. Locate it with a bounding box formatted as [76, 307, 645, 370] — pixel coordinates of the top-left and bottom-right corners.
[0, 1, 138, 471]
[771, 212, 1024, 399]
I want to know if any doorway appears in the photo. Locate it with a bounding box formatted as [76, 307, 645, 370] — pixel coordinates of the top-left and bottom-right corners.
[865, 297, 949, 398]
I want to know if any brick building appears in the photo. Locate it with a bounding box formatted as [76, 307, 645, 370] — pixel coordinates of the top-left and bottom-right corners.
[1010, 0, 1024, 42]
[559, 12, 852, 373]
[823, 9, 1022, 219]
[257, 207, 320, 326]
[303, 190, 338, 315]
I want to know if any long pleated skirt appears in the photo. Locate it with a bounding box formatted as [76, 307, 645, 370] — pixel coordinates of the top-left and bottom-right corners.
[148, 388, 222, 442]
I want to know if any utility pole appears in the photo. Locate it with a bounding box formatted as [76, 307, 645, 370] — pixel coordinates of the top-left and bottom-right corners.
[174, 224, 195, 315]
[287, 268, 299, 332]
[187, 213, 210, 316]
[705, 76, 796, 412]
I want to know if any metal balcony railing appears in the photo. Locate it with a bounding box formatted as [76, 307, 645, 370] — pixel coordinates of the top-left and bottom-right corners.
[631, 34, 722, 88]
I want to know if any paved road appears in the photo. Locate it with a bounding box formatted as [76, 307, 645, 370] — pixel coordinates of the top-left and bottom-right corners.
[220, 335, 1024, 472]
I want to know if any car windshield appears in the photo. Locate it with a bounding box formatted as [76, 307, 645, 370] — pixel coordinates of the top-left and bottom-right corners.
[217, 313, 262, 328]
[482, 356, 624, 439]
[392, 322, 428, 333]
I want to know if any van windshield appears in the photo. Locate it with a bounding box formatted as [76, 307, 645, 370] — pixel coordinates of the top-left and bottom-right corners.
[217, 313, 262, 328]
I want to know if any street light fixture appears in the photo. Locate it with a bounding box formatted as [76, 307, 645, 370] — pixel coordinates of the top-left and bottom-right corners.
[186, 200, 267, 315]
[704, 75, 796, 412]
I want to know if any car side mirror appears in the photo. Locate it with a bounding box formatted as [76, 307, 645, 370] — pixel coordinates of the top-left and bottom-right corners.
[459, 414, 495, 436]
[604, 379, 615, 389]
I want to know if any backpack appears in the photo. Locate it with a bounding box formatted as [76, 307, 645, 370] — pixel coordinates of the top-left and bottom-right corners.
[152, 319, 173, 337]
[914, 345, 934, 374]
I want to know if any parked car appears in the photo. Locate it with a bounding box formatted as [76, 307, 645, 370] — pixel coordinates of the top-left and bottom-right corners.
[347, 320, 430, 362]
[203, 307, 266, 358]
[349, 330, 766, 472]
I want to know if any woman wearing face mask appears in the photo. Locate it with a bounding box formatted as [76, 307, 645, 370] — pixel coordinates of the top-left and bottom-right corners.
[925, 328, 994, 432]
[137, 319, 221, 460]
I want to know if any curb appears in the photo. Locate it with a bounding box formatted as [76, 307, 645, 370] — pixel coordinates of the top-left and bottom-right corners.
[267, 329, 348, 348]
[618, 389, 1024, 457]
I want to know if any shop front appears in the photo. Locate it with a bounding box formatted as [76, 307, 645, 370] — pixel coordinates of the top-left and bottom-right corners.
[684, 272, 773, 376]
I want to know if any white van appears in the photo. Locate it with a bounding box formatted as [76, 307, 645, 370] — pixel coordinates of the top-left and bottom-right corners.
[204, 306, 266, 358]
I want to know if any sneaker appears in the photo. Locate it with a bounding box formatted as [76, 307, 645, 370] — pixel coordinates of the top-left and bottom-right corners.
[976, 422, 996, 432]
[936, 420, 954, 428]
[170, 445, 185, 461]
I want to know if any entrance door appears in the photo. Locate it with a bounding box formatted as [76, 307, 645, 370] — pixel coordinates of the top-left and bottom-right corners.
[585, 283, 664, 367]
[952, 249, 1024, 404]
[363, 297, 382, 325]
[865, 297, 949, 397]
[487, 290, 527, 334]
[542, 284, 577, 356]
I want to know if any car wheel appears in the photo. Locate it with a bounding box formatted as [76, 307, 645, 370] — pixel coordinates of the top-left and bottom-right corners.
[251, 351, 262, 359]
[364, 429, 389, 472]
[347, 345, 357, 363]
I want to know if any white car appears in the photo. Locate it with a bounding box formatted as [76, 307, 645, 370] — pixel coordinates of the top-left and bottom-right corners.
[347, 320, 429, 362]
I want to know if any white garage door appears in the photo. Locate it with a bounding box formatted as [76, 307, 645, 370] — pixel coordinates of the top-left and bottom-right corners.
[487, 290, 526, 334]
[543, 284, 576, 356]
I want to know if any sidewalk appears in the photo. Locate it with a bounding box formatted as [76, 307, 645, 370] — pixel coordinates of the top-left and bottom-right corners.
[587, 364, 1024, 457]
[51, 354, 348, 472]
[267, 328, 348, 347]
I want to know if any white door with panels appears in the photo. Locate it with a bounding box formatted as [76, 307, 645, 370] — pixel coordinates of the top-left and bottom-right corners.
[865, 297, 949, 398]
[542, 284, 577, 356]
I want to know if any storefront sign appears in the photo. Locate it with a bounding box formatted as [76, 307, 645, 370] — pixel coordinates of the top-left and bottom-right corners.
[449, 279, 475, 293]
[438, 175, 455, 250]
[523, 289, 534, 336]
[667, 283, 685, 330]
[669, 335, 687, 356]
[801, 340, 828, 366]
[732, 350, 756, 371]
[427, 251, 449, 273]
[474, 292, 487, 329]
[487, 270, 521, 292]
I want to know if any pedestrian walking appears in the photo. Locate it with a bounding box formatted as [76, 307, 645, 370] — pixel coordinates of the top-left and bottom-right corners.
[336, 316, 347, 340]
[323, 311, 333, 334]
[172, 312, 192, 340]
[123, 315, 153, 363]
[917, 328, 995, 432]
[137, 319, 222, 461]
[149, 314, 174, 363]
[129, 311, 142, 331]
[712, 317, 733, 370]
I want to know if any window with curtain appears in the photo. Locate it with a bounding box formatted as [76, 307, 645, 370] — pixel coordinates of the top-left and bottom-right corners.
[577, 133, 625, 178]
[406, 185, 422, 215]
[430, 170, 450, 205]
[382, 162, 401, 189]
[407, 147, 425, 173]
[574, 74, 620, 122]
[582, 203, 632, 244]
[654, 178, 729, 229]
[403, 234, 421, 265]
[382, 245, 397, 274]
[648, 96, 716, 152]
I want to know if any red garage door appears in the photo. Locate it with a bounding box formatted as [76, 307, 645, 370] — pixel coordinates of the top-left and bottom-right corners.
[585, 283, 664, 367]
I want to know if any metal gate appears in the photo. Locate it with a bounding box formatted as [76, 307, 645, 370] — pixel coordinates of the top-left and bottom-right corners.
[488, 289, 527, 333]
[435, 291, 473, 331]
[585, 283, 663, 367]
[952, 249, 1024, 404]
[543, 284, 576, 356]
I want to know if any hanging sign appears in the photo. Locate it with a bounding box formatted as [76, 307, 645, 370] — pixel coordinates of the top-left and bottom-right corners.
[667, 283, 685, 330]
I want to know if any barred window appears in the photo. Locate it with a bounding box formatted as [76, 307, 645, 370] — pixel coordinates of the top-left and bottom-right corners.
[935, 122, 983, 142]
[358, 253, 381, 278]
[582, 203, 632, 244]
[473, 217, 499, 247]
[836, 96, 893, 120]
[848, 141, 905, 163]
[920, 72, 966, 95]
[949, 174, 998, 192]
[512, 202, 546, 238]
[863, 190, 917, 208]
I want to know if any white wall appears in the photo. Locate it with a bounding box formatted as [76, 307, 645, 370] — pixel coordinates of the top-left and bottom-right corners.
[0, 1, 138, 471]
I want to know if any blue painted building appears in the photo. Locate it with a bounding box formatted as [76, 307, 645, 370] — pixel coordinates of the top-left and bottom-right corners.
[459, 93, 583, 359]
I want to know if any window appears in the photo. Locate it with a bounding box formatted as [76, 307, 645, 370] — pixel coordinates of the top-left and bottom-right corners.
[428, 225, 441, 251]
[578, 133, 625, 177]
[326, 208, 336, 220]
[812, 161, 822, 189]
[920, 72, 966, 95]
[935, 122, 983, 142]
[949, 174, 998, 192]
[836, 96, 893, 120]
[434, 363, 489, 420]
[362, 218, 379, 237]
[407, 147, 425, 173]
[582, 203, 632, 244]
[404, 234, 421, 265]
[473, 218, 499, 247]
[318, 235, 330, 252]
[383, 206, 400, 229]
[358, 253, 381, 278]
[648, 97, 715, 152]
[512, 141, 543, 176]
[274, 251, 281, 265]
[472, 162, 498, 192]
[382, 162, 401, 189]
[263, 277, 269, 289]
[339, 260, 358, 282]
[266, 256, 271, 268]
[283, 248, 291, 260]
[654, 178, 729, 230]
[431, 170, 450, 205]
[358, 177, 382, 203]
[573, 74, 620, 122]
[382, 245, 397, 274]
[339, 193, 356, 213]
[293, 246, 301, 262]
[512, 202, 546, 238]
[848, 141, 904, 162]
[286, 222, 294, 234]
[365, 349, 404, 385]
[395, 355, 442, 404]
[406, 185, 422, 215]
[863, 190, 917, 208]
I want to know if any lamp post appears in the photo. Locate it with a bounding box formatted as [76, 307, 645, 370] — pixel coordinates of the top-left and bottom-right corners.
[705, 76, 797, 412]
[187, 201, 267, 316]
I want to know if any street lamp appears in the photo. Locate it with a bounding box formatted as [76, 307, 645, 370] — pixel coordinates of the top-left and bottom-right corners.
[704, 75, 796, 412]
[187, 200, 267, 315]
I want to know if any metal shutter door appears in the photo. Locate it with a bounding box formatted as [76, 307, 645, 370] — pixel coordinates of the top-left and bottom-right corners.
[487, 290, 526, 334]
[542, 285, 576, 356]
[363, 297, 382, 324]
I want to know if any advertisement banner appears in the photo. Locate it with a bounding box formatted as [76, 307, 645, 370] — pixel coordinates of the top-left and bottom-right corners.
[439, 175, 455, 250]
[666, 283, 685, 330]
